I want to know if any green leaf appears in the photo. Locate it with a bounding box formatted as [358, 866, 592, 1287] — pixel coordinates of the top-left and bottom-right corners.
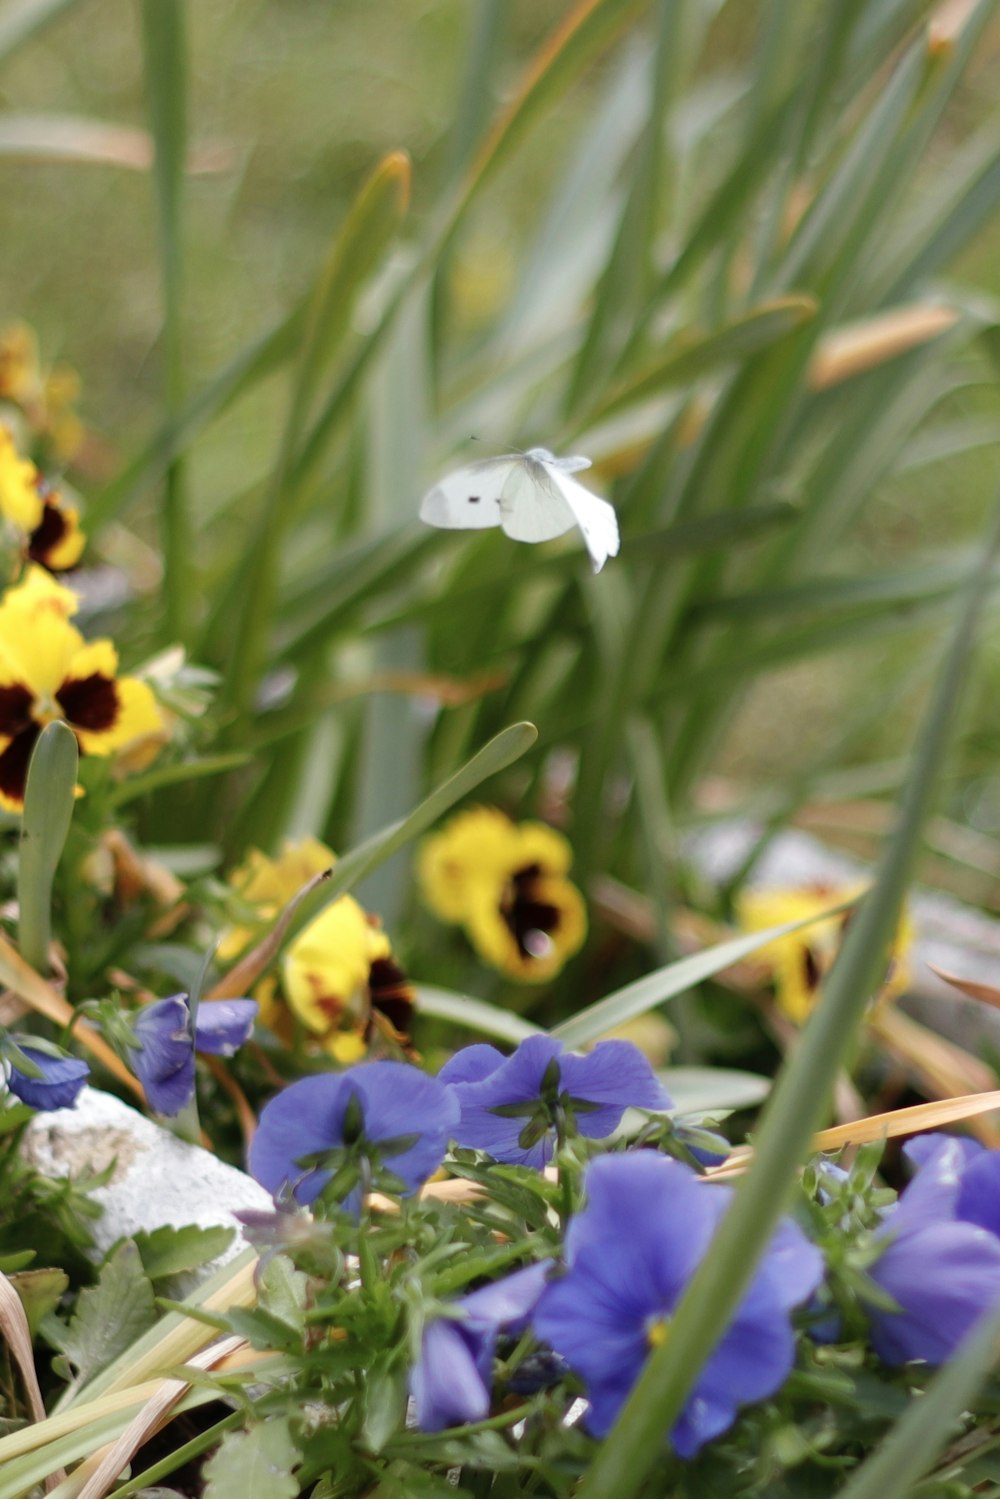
[18, 721, 78, 976]
[579, 296, 817, 428]
[132, 1224, 235, 1282]
[51, 1242, 156, 1389]
[286, 722, 538, 940]
[551, 906, 853, 1050]
[414, 986, 543, 1045]
[660, 1066, 771, 1114]
[203, 1418, 299, 1499]
[362, 1358, 408, 1454]
[0, 0, 80, 63]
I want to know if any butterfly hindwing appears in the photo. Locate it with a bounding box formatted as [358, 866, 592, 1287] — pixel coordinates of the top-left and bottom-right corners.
[498, 457, 578, 543]
[419, 458, 518, 530]
[547, 470, 621, 573]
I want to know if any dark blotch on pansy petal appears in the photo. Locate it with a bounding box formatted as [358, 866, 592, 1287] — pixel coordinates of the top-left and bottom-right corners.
[194, 999, 258, 1056]
[0, 718, 40, 806]
[28, 500, 73, 569]
[6, 1045, 89, 1111]
[0, 682, 33, 738]
[56, 672, 119, 733]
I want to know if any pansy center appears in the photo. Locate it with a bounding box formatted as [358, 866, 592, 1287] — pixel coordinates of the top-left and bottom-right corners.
[646, 1315, 671, 1349]
[502, 863, 561, 959]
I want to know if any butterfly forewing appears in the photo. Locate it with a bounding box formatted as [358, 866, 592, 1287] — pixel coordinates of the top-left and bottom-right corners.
[419, 458, 517, 530]
[498, 457, 577, 543]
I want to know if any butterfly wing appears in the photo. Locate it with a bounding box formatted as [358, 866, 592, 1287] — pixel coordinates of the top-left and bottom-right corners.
[420, 459, 518, 530]
[498, 457, 578, 543]
[547, 470, 621, 573]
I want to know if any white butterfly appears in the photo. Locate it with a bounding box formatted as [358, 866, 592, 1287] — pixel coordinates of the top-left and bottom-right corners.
[419, 447, 620, 574]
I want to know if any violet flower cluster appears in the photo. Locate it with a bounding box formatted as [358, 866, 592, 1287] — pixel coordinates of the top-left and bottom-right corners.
[245, 1016, 1000, 1465]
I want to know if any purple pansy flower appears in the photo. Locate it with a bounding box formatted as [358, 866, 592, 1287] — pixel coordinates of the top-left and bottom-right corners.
[864, 1134, 1000, 1365]
[533, 1153, 823, 1458]
[249, 1061, 459, 1214]
[412, 1261, 552, 1432]
[440, 1035, 670, 1168]
[130, 993, 258, 1115]
[4, 1044, 89, 1111]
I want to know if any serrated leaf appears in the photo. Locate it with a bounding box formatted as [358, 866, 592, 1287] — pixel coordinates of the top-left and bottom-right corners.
[362, 1358, 408, 1454]
[260, 1254, 308, 1333]
[133, 1223, 235, 1281]
[203, 1418, 299, 1499]
[51, 1241, 156, 1387]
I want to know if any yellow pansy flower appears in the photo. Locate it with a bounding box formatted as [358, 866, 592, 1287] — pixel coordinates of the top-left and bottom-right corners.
[0, 323, 40, 407]
[225, 838, 413, 1060]
[418, 806, 587, 983]
[0, 567, 163, 810]
[27, 483, 85, 571]
[736, 884, 913, 1024]
[0, 426, 43, 533]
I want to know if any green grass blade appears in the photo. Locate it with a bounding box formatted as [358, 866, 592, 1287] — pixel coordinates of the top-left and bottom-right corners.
[835, 1303, 1000, 1499]
[552, 907, 851, 1050]
[87, 306, 304, 532]
[140, 0, 190, 646]
[414, 987, 542, 1045]
[575, 483, 1000, 1499]
[18, 722, 78, 977]
[577, 296, 817, 430]
[219, 151, 411, 729]
[0, 0, 79, 63]
[285, 722, 538, 941]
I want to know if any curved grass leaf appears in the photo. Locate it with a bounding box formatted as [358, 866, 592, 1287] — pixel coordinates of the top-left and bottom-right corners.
[285, 722, 538, 941]
[18, 721, 77, 975]
[414, 985, 543, 1044]
[552, 903, 853, 1050]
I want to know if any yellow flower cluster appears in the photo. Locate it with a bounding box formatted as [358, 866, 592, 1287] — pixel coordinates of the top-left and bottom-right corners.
[418, 806, 587, 982]
[737, 884, 913, 1024]
[0, 425, 85, 574]
[225, 838, 413, 1063]
[0, 567, 163, 810]
[0, 321, 84, 464]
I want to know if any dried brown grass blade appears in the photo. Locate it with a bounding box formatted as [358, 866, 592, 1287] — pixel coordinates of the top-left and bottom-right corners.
[0, 931, 143, 1098]
[72, 1335, 248, 1499]
[0, 1272, 63, 1489]
[927, 963, 1000, 1009]
[808, 305, 958, 389]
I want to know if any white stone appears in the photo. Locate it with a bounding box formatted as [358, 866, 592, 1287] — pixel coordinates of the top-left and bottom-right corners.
[22, 1087, 273, 1262]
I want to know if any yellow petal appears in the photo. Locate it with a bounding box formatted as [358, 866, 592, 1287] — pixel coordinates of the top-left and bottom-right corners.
[283, 894, 381, 1033]
[0, 606, 83, 697]
[73, 674, 163, 756]
[0, 428, 42, 531]
[418, 806, 521, 921]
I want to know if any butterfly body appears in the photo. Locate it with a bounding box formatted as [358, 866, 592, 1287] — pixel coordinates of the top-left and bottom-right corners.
[420, 447, 620, 572]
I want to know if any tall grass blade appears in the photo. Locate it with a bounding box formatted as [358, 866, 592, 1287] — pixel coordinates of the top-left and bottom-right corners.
[140, 0, 189, 647]
[576, 484, 1000, 1499]
[835, 1303, 1000, 1499]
